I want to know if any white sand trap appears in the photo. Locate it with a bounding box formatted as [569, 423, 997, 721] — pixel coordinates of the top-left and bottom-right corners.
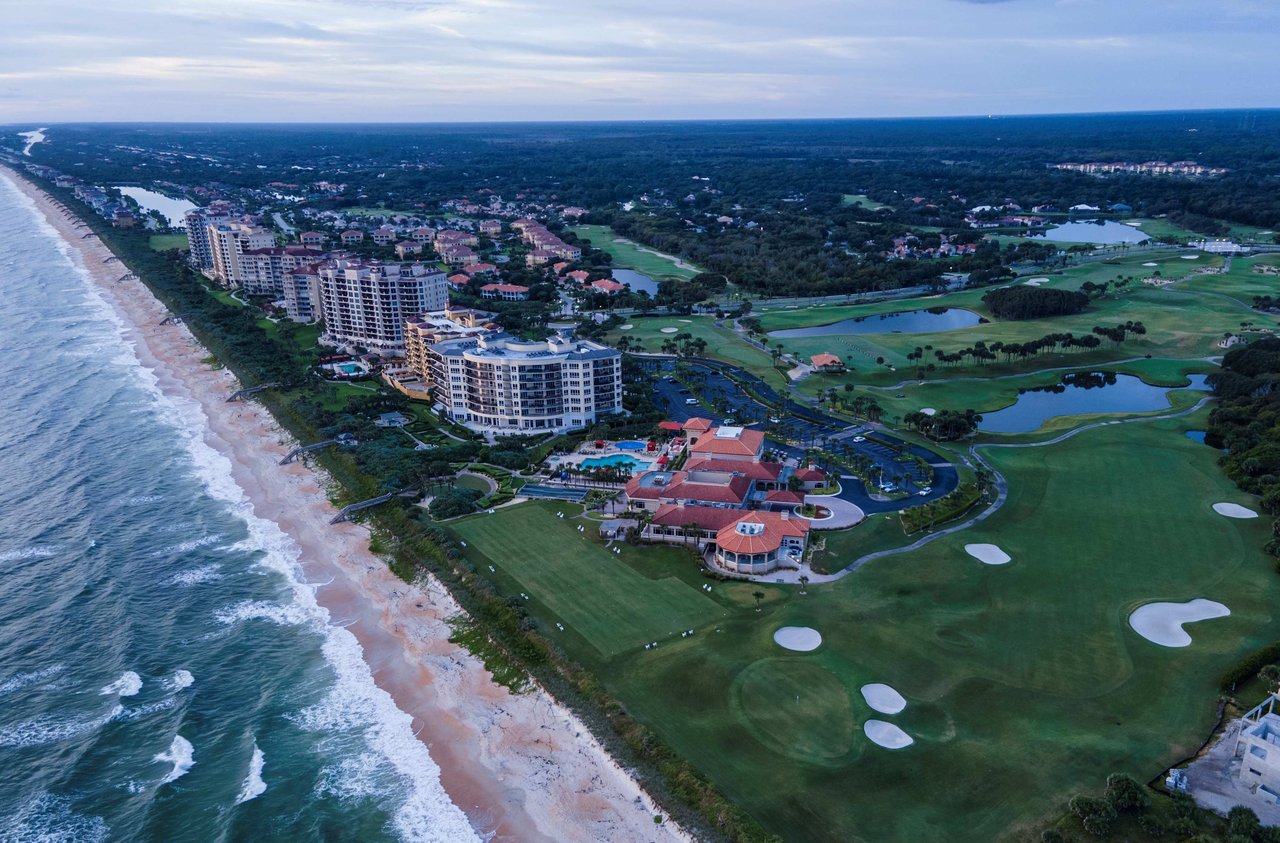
[659, 327, 679, 334]
[679, 319, 692, 323]
[1181, 255, 1200, 260]
[1129, 599, 1230, 648]
[1213, 502, 1259, 519]
[1142, 262, 1159, 267]
[965, 543, 1011, 566]
[1124, 221, 1144, 227]
[920, 407, 937, 416]
[864, 720, 914, 749]
[861, 684, 907, 715]
[1027, 277, 1050, 283]
[619, 323, 634, 330]
[773, 626, 822, 652]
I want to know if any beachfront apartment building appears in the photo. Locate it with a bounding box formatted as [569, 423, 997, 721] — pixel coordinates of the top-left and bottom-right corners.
[208, 222, 276, 288]
[184, 203, 237, 270]
[241, 246, 328, 297]
[316, 258, 448, 352]
[284, 266, 323, 324]
[405, 323, 623, 433]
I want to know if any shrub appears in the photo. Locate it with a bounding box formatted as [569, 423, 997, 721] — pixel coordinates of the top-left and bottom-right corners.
[1104, 772, 1150, 811]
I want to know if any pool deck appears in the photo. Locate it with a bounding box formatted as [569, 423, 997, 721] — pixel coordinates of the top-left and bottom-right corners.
[547, 439, 672, 472]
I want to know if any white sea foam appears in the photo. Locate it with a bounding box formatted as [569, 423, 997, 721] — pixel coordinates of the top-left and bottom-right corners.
[216, 599, 313, 627]
[2, 791, 108, 843]
[235, 743, 267, 804]
[0, 546, 59, 564]
[117, 697, 179, 722]
[0, 704, 123, 748]
[7, 175, 480, 842]
[99, 671, 142, 697]
[0, 663, 65, 696]
[154, 735, 195, 784]
[165, 563, 222, 586]
[167, 669, 194, 691]
[152, 535, 223, 557]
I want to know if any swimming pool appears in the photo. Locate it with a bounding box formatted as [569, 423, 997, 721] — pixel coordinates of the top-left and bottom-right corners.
[615, 440, 648, 451]
[581, 454, 652, 471]
[338, 363, 363, 374]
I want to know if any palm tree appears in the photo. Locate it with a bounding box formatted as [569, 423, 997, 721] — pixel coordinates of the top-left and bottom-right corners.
[752, 591, 765, 612]
[798, 575, 810, 594]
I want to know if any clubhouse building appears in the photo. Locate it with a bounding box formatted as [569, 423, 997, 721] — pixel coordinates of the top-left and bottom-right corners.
[628, 421, 826, 574]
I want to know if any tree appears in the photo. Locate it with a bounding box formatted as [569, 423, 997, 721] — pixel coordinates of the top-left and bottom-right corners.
[752, 590, 765, 611]
[1103, 773, 1149, 812]
[798, 575, 810, 593]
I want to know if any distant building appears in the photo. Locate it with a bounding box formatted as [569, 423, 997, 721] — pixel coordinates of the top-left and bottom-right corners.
[299, 231, 326, 248]
[340, 229, 364, 245]
[479, 283, 530, 301]
[242, 246, 326, 297]
[316, 259, 448, 352]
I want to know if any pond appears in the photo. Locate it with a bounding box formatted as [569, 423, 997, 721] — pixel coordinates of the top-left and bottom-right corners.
[612, 268, 659, 296]
[978, 372, 1210, 434]
[116, 186, 197, 228]
[1032, 220, 1151, 245]
[767, 308, 983, 339]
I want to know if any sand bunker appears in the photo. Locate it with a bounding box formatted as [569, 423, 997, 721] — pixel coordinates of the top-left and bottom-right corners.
[864, 720, 914, 749]
[1142, 262, 1159, 267]
[773, 627, 822, 652]
[920, 407, 937, 416]
[1213, 502, 1258, 519]
[965, 543, 1011, 566]
[1025, 277, 1050, 285]
[619, 324, 634, 330]
[861, 684, 907, 715]
[659, 327, 679, 334]
[1129, 599, 1230, 648]
[1181, 255, 1200, 260]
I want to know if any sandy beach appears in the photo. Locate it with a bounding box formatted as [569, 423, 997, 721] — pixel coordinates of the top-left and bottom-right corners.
[4, 168, 687, 843]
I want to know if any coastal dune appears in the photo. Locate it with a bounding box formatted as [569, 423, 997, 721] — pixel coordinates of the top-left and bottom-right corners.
[5, 169, 686, 843]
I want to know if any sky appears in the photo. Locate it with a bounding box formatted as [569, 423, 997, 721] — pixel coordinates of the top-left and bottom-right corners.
[2, 0, 1277, 122]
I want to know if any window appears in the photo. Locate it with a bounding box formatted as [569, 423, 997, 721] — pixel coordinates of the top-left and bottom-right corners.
[1253, 746, 1269, 759]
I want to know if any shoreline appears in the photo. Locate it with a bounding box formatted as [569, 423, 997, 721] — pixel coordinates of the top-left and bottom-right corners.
[4, 168, 688, 843]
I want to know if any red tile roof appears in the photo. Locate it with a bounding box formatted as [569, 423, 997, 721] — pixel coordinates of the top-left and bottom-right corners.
[683, 457, 781, 482]
[810, 353, 844, 368]
[688, 427, 765, 459]
[715, 511, 809, 555]
[682, 417, 714, 433]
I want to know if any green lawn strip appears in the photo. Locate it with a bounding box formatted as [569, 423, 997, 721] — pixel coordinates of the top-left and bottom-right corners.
[450, 501, 727, 659]
[148, 233, 188, 251]
[569, 224, 700, 281]
[596, 417, 1278, 843]
[611, 316, 789, 389]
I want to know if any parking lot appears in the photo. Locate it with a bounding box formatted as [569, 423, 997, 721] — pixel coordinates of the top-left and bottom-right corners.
[641, 358, 959, 515]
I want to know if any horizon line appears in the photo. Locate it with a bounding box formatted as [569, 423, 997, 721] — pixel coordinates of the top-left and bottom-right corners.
[4, 106, 1279, 129]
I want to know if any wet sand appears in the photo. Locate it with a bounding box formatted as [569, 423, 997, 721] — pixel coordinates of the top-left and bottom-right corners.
[4, 168, 687, 843]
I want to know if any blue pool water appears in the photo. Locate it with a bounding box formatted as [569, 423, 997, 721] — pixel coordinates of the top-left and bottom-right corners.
[338, 363, 362, 374]
[615, 441, 648, 451]
[581, 454, 652, 471]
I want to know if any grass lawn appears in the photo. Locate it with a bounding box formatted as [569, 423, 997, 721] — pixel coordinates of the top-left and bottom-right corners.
[841, 194, 889, 211]
[749, 254, 1243, 390]
[608, 316, 790, 390]
[149, 233, 188, 252]
[583, 415, 1279, 842]
[570, 224, 700, 281]
[450, 501, 727, 658]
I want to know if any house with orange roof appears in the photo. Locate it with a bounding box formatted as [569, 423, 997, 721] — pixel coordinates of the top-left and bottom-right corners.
[713, 510, 809, 574]
[687, 426, 765, 462]
[810, 352, 845, 372]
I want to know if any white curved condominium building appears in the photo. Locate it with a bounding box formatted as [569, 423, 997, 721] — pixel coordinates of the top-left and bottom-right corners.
[317, 258, 447, 352]
[420, 328, 623, 433]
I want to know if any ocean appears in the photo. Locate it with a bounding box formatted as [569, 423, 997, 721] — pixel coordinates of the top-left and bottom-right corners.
[0, 176, 480, 841]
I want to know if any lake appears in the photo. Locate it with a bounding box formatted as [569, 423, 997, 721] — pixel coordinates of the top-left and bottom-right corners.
[115, 186, 198, 228]
[1032, 220, 1151, 245]
[768, 308, 983, 339]
[613, 268, 659, 296]
[978, 372, 1210, 434]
